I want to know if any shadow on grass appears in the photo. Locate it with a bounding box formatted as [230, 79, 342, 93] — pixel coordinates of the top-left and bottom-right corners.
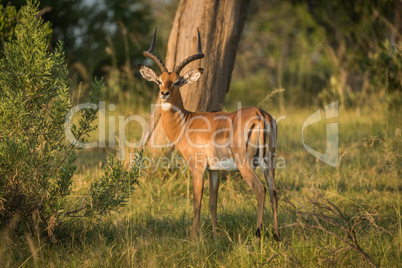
[53, 206, 283, 247]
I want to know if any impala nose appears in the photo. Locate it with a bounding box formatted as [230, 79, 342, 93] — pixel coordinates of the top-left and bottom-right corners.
[160, 91, 170, 100]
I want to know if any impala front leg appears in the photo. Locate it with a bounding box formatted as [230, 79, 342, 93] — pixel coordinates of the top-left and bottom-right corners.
[190, 166, 206, 238]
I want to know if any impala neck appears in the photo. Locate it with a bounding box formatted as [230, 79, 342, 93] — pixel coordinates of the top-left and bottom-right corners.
[160, 89, 190, 143]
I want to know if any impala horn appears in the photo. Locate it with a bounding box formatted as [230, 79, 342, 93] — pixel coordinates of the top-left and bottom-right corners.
[173, 28, 205, 74]
[143, 28, 168, 73]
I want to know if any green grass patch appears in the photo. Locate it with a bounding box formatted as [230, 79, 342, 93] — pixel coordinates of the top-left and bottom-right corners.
[1, 107, 400, 267]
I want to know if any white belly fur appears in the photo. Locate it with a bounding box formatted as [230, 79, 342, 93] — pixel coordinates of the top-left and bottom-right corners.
[207, 158, 239, 171]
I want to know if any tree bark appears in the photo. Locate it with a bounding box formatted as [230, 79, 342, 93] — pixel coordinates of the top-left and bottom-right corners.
[143, 0, 250, 148]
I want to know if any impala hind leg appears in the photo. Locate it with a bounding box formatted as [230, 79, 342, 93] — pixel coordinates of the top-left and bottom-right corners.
[263, 166, 280, 241]
[238, 166, 266, 237]
[208, 170, 220, 239]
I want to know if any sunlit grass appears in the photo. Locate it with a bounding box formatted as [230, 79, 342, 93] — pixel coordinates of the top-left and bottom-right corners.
[1, 104, 400, 267]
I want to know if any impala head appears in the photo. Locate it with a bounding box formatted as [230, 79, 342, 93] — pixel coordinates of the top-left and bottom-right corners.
[138, 28, 204, 103]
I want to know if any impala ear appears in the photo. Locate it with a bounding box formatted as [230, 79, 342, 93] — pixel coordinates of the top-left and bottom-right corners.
[180, 68, 204, 86]
[138, 64, 159, 84]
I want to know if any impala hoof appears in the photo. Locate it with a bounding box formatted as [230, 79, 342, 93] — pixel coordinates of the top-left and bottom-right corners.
[274, 233, 281, 242]
[255, 228, 261, 237]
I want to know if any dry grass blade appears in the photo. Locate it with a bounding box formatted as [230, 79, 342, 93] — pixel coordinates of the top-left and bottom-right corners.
[258, 88, 285, 108]
[258, 253, 281, 267]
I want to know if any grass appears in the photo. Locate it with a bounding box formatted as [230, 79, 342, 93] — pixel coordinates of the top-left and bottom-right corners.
[0, 103, 401, 267]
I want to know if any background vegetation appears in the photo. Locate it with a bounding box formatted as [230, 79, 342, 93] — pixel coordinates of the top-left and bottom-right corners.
[0, 0, 401, 267]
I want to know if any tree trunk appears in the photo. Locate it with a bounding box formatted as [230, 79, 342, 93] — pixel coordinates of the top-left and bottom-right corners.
[143, 0, 250, 148]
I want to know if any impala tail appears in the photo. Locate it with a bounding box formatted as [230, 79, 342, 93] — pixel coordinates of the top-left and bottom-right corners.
[253, 110, 277, 170]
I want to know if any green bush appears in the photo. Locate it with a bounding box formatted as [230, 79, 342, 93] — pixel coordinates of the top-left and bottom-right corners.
[87, 153, 142, 216]
[0, 4, 19, 53]
[366, 40, 402, 108]
[0, 1, 142, 240]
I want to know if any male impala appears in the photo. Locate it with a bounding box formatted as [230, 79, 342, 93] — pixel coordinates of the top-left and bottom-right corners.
[138, 29, 280, 240]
